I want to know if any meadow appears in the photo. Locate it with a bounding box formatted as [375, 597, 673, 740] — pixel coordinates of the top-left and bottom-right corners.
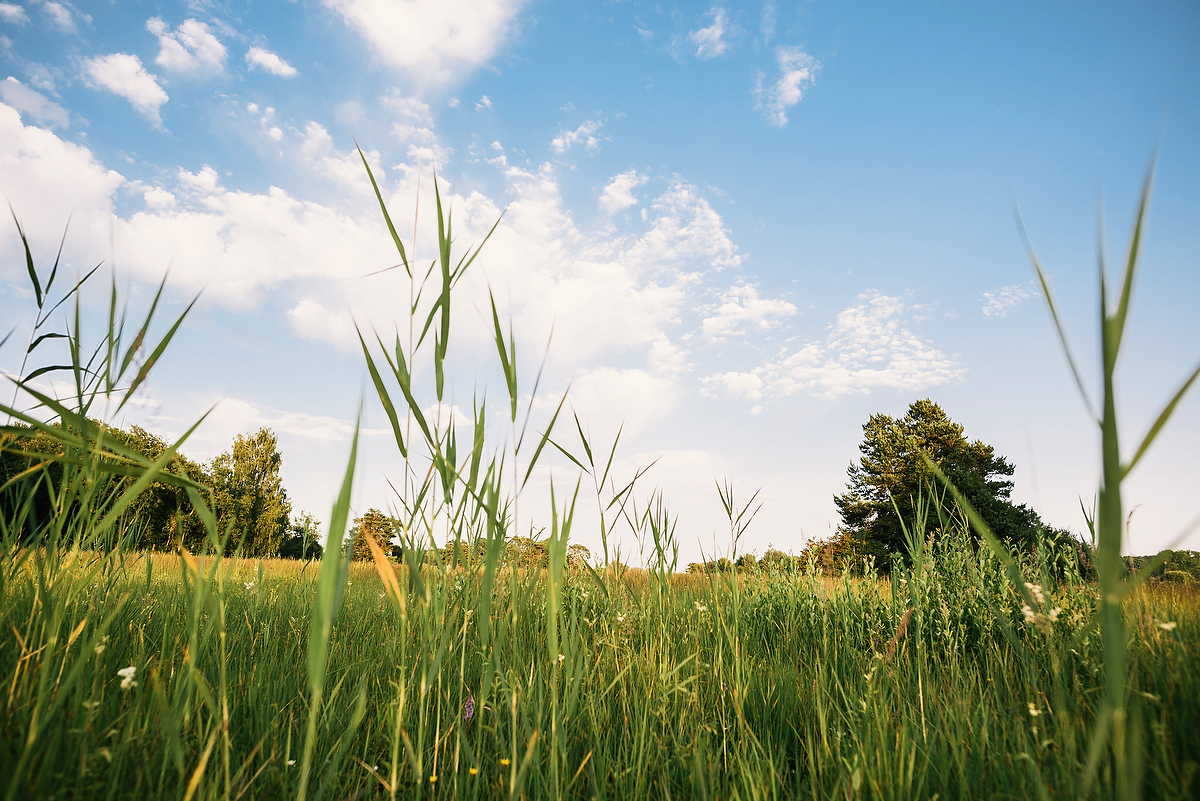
[2, 157, 1198, 799]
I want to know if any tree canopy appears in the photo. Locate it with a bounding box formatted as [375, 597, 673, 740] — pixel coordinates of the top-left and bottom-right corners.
[834, 398, 1043, 562]
[208, 428, 292, 557]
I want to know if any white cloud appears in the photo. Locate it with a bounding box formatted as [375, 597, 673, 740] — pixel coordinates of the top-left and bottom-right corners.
[551, 120, 601, 154]
[754, 45, 819, 127]
[689, 6, 729, 59]
[323, 0, 528, 85]
[701, 283, 795, 341]
[703, 292, 960, 400]
[599, 169, 647, 215]
[82, 54, 168, 125]
[0, 76, 68, 127]
[268, 126, 282, 141]
[40, 1, 74, 33]
[624, 179, 742, 274]
[491, 140, 503, 151]
[147, 17, 226, 74]
[0, 3, 28, 24]
[475, 95, 492, 111]
[143, 187, 176, 209]
[245, 46, 297, 78]
[760, 1, 776, 42]
[447, 96, 460, 108]
[981, 282, 1036, 317]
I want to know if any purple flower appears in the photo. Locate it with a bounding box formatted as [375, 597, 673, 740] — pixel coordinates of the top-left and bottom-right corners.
[463, 694, 475, 723]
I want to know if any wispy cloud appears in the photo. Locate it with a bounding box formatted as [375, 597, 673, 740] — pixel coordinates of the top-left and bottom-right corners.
[246, 46, 297, 77]
[689, 6, 729, 59]
[82, 54, 168, 125]
[147, 18, 226, 75]
[981, 282, 1037, 317]
[704, 292, 960, 400]
[0, 76, 68, 127]
[40, 1, 76, 33]
[600, 169, 647, 215]
[551, 120, 601, 154]
[754, 45, 819, 127]
[0, 3, 28, 25]
[701, 283, 796, 342]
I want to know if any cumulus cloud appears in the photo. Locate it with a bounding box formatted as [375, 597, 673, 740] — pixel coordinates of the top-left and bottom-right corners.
[688, 6, 729, 59]
[599, 169, 647, 215]
[0, 76, 68, 127]
[701, 283, 795, 341]
[475, 95, 492, 111]
[754, 45, 819, 127]
[147, 17, 226, 74]
[981, 282, 1037, 317]
[0, 3, 28, 25]
[246, 46, 297, 78]
[703, 292, 960, 400]
[551, 120, 601, 154]
[323, 0, 528, 85]
[40, 1, 75, 33]
[82, 54, 168, 125]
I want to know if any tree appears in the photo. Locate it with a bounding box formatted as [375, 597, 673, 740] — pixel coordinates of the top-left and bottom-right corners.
[348, 509, 396, 561]
[834, 398, 1042, 562]
[279, 512, 324, 560]
[209, 428, 291, 557]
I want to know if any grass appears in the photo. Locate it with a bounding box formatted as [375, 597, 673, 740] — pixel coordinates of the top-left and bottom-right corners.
[1, 154, 1198, 799]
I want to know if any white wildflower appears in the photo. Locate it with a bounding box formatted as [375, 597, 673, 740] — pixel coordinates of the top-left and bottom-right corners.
[1024, 582, 1045, 605]
[557, 653, 565, 664]
[694, 602, 708, 613]
[1048, 607, 1062, 623]
[287, 759, 296, 766]
[117, 666, 137, 690]
[1157, 621, 1177, 632]
[1021, 604, 1037, 623]
[616, 615, 625, 623]
[244, 581, 256, 591]
[1027, 702, 1040, 717]
[94, 635, 109, 656]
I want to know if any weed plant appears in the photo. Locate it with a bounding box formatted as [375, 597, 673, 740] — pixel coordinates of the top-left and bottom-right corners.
[0, 160, 1197, 799]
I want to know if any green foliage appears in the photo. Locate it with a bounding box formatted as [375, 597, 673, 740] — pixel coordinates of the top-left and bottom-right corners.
[347, 508, 396, 561]
[208, 427, 292, 557]
[278, 511, 324, 560]
[834, 398, 1043, 562]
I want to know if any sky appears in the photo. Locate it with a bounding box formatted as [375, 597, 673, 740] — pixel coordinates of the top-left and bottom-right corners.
[1, 0, 1198, 563]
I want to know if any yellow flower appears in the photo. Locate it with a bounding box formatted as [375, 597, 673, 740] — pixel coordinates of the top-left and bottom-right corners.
[500, 758, 511, 767]
[469, 767, 478, 776]
[429, 775, 437, 783]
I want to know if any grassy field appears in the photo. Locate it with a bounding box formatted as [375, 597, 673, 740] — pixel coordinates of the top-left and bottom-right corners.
[3, 157, 1198, 799]
[1, 540, 1198, 800]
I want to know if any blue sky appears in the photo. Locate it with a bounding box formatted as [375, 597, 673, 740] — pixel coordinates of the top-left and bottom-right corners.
[1, 0, 1198, 560]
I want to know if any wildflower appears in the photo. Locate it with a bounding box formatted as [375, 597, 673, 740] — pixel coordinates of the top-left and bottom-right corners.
[616, 614, 625, 623]
[244, 580, 256, 591]
[463, 694, 475, 722]
[694, 602, 708, 613]
[1021, 604, 1037, 623]
[581, 591, 589, 599]
[1048, 607, 1062, 623]
[500, 758, 511, 767]
[469, 767, 478, 776]
[557, 653, 565, 664]
[287, 760, 296, 767]
[1027, 703, 1040, 717]
[1024, 582, 1045, 605]
[95, 636, 109, 656]
[429, 775, 437, 784]
[117, 666, 137, 690]
[1157, 621, 1177, 632]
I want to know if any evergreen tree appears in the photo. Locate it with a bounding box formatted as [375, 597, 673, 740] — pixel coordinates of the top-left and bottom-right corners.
[834, 398, 1042, 562]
